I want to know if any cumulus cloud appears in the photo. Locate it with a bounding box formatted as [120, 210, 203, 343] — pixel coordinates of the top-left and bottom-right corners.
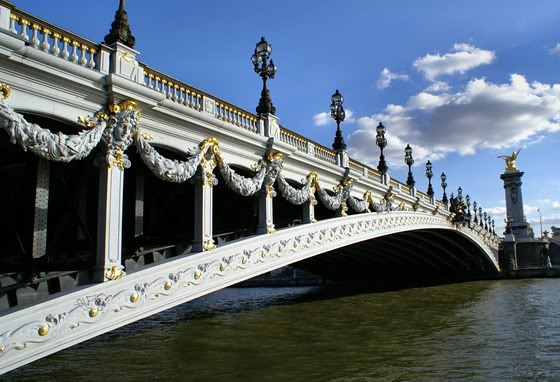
[550, 43, 560, 56]
[347, 74, 560, 165]
[414, 43, 495, 81]
[377, 67, 409, 89]
[553, 201, 560, 209]
[313, 109, 355, 126]
[425, 81, 450, 93]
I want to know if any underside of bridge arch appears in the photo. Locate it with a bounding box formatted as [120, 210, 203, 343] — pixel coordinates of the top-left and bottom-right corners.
[293, 229, 498, 287]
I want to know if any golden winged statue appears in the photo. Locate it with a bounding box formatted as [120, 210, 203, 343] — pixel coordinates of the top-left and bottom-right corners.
[498, 149, 521, 171]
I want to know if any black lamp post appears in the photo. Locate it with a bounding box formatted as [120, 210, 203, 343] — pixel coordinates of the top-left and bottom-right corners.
[478, 207, 483, 227]
[457, 187, 463, 202]
[440, 172, 448, 206]
[466, 194, 471, 224]
[484, 212, 488, 230]
[376, 122, 388, 174]
[330, 89, 346, 151]
[405, 144, 415, 187]
[425, 160, 434, 198]
[473, 201, 478, 224]
[252, 37, 276, 115]
[492, 219, 496, 235]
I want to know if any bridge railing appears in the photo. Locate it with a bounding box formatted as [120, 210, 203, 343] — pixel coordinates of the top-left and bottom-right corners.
[3, 3, 99, 70]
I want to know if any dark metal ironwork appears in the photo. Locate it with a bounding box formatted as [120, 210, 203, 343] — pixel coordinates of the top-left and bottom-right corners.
[376, 122, 388, 174]
[466, 194, 471, 225]
[252, 37, 277, 115]
[404, 144, 415, 187]
[330, 89, 346, 151]
[104, 0, 135, 48]
[473, 201, 478, 224]
[478, 207, 483, 227]
[457, 187, 463, 202]
[492, 219, 496, 235]
[425, 160, 434, 198]
[440, 172, 448, 206]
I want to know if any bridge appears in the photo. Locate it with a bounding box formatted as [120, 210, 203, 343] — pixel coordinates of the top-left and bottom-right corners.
[0, 0, 501, 373]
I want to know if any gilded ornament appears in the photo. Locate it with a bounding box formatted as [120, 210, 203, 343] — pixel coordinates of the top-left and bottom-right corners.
[0, 345, 5, 352]
[267, 223, 276, 234]
[199, 137, 220, 155]
[242, 256, 248, 264]
[265, 185, 275, 198]
[105, 265, 124, 280]
[78, 116, 96, 128]
[397, 201, 405, 211]
[203, 239, 216, 251]
[108, 149, 127, 171]
[109, 100, 139, 114]
[267, 152, 283, 162]
[89, 308, 98, 318]
[38, 326, 49, 336]
[194, 270, 202, 280]
[412, 198, 421, 211]
[0, 83, 11, 100]
[219, 263, 226, 272]
[164, 281, 172, 290]
[142, 132, 153, 140]
[498, 149, 521, 171]
[130, 293, 139, 303]
[432, 205, 440, 215]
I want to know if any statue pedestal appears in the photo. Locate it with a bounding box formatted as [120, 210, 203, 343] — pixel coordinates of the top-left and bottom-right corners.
[500, 170, 528, 239]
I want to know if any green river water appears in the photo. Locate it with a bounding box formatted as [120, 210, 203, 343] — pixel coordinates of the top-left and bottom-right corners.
[5, 278, 560, 381]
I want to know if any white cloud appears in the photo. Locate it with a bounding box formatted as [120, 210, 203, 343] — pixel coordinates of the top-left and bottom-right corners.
[313, 112, 330, 126]
[550, 43, 560, 56]
[313, 109, 355, 126]
[347, 74, 560, 164]
[425, 81, 450, 93]
[377, 67, 409, 89]
[553, 201, 560, 209]
[414, 43, 495, 81]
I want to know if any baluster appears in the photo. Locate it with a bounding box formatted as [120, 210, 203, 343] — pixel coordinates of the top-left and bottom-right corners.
[61, 36, 70, 60]
[184, 89, 191, 107]
[41, 28, 51, 52]
[50, 33, 61, 56]
[154, 76, 161, 92]
[9, 14, 17, 34]
[166, 81, 173, 98]
[196, 94, 202, 110]
[79, 45, 88, 66]
[218, 104, 224, 119]
[161, 79, 168, 95]
[31, 23, 40, 48]
[179, 87, 186, 103]
[19, 18, 30, 41]
[87, 48, 96, 69]
[70, 41, 79, 63]
[147, 73, 154, 88]
[173, 85, 179, 102]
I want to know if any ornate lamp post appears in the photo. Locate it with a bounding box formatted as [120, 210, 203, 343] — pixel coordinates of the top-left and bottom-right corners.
[425, 160, 434, 198]
[330, 89, 346, 151]
[404, 144, 415, 187]
[252, 37, 277, 115]
[473, 201, 478, 224]
[492, 219, 496, 235]
[478, 207, 483, 227]
[440, 172, 448, 206]
[457, 187, 463, 202]
[376, 122, 388, 174]
[466, 194, 471, 224]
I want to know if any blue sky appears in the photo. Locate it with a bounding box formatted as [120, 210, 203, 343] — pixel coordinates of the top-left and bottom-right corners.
[13, 0, 560, 234]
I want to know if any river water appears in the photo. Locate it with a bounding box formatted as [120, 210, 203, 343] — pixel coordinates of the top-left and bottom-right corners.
[5, 279, 560, 381]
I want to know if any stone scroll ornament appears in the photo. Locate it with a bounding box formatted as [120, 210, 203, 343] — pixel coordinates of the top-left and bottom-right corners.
[0, 84, 107, 162]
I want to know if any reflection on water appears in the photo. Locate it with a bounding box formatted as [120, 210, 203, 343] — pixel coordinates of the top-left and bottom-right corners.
[5, 279, 560, 381]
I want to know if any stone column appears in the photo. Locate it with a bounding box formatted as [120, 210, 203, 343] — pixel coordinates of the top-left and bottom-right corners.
[191, 171, 216, 252]
[94, 163, 126, 282]
[257, 186, 275, 234]
[502, 232, 517, 271]
[303, 197, 316, 224]
[501, 169, 529, 238]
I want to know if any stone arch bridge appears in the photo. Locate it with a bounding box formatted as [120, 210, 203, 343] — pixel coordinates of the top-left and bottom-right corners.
[0, 1, 500, 373]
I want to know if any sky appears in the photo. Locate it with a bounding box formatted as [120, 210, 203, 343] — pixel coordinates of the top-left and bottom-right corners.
[12, 0, 560, 235]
